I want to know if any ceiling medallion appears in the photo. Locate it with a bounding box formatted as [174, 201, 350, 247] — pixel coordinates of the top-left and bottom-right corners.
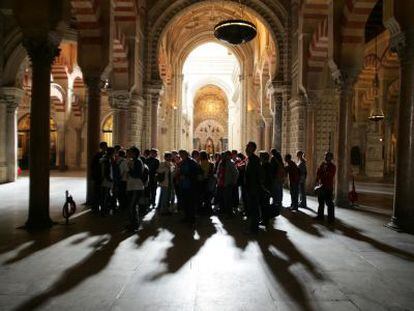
[214, 19, 257, 45]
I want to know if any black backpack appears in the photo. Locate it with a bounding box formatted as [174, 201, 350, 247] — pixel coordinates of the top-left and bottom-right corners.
[129, 158, 142, 179]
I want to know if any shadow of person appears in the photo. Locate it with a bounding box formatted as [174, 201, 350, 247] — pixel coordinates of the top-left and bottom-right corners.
[257, 233, 316, 311]
[281, 210, 324, 237]
[219, 215, 324, 311]
[320, 219, 414, 261]
[147, 215, 217, 280]
[2, 211, 121, 266]
[12, 216, 134, 311]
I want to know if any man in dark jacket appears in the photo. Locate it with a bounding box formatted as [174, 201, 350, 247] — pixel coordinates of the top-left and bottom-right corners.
[315, 152, 337, 222]
[178, 150, 200, 224]
[244, 141, 263, 233]
[285, 154, 300, 211]
[90, 141, 108, 211]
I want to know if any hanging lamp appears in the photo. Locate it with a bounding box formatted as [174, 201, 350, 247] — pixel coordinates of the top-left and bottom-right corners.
[214, 0, 257, 45]
[368, 29, 385, 122]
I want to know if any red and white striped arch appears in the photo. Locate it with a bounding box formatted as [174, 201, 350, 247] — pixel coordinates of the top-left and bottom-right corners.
[70, 0, 101, 41]
[72, 77, 85, 118]
[113, 27, 129, 74]
[113, 0, 136, 23]
[308, 18, 329, 72]
[342, 0, 379, 44]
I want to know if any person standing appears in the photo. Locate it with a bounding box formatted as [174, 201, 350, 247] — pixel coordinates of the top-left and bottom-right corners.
[315, 152, 337, 223]
[157, 152, 174, 215]
[100, 147, 115, 216]
[270, 149, 285, 210]
[244, 142, 263, 233]
[126, 147, 145, 231]
[199, 150, 214, 214]
[178, 150, 200, 224]
[217, 151, 239, 217]
[115, 149, 129, 210]
[297, 150, 307, 208]
[90, 141, 108, 211]
[285, 154, 300, 211]
[146, 148, 160, 208]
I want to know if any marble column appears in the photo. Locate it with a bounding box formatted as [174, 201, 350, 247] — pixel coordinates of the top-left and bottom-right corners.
[269, 82, 283, 151]
[110, 90, 130, 146]
[23, 37, 60, 229]
[387, 30, 414, 231]
[84, 75, 102, 205]
[145, 83, 162, 148]
[335, 73, 355, 208]
[151, 101, 159, 148]
[0, 87, 24, 183]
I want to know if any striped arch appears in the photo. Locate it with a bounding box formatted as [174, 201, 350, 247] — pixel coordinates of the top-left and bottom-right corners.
[113, 26, 128, 74]
[51, 83, 66, 113]
[308, 17, 329, 72]
[113, 0, 136, 22]
[342, 0, 379, 44]
[356, 53, 380, 85]
[73, 77, 85, 118]
[70, 0, 102, 41]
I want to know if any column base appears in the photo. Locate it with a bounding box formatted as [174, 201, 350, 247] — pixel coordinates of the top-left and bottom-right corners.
[385, 217, 414, 234]
[24, 217, 55, 231]
[335, 196, 350, 208]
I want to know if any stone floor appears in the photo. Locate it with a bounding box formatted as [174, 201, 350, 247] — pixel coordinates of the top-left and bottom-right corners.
[0, 172, 413, 311]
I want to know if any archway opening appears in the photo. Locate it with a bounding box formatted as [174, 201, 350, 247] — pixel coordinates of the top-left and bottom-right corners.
[17, 114, 58, 170]
[182, 43, 239, 152]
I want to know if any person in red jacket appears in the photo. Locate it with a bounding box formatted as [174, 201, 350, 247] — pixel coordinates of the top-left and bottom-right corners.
[285, 154, 300, 211]
[315, 152, 337, 222]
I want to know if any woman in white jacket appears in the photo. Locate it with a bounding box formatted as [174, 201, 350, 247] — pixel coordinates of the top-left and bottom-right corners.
[157, 152, 174, 214]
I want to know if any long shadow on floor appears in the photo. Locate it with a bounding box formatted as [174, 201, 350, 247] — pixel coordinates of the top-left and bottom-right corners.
[137, 214, 217, 280]
[11, 213, 133, 311]
[220, 216, 324, 311]
[283, 207, 414, 261]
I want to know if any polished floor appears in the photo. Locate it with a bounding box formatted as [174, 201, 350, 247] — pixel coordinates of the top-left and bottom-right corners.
[0, 172, 413, 311]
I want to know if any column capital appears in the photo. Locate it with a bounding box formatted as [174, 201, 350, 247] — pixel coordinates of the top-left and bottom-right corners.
[0, 87, 25, 111]
[22, 34, 61, 67]
[109, 90, 130, 110]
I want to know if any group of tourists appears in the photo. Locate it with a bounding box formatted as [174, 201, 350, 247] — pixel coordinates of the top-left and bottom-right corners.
[91, 141, 337, 233]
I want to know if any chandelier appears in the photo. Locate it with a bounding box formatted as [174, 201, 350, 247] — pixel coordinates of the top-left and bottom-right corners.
[214, 1, 257, 45]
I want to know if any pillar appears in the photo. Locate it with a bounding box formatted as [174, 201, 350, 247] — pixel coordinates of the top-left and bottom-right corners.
[145, 82, 162, 148]
[387, 29, 414, 231]
[335, 73, 355, 208]
[0, 87, 24, 182]
[23, 37, 60, 229]
[110, 90, 130, 146]
[84, 75, 102, 205]
[269, 82, 284, 151]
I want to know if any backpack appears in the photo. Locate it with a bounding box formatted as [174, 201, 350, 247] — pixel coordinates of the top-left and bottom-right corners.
[129, 158, 142, 179]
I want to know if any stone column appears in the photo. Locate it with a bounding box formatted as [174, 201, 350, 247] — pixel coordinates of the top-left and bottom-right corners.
[387, 30, 414, 231]
[269, 82, 284, 151]
[145, 82, 162, 148]
[84, 75, 102, 205]
[110, 90, 130, 146]
[57, 124, 66, 170]
[23, 37, 60, 229]
[0, 87, 24, 182]
[128, 93, 144, 147]
[335, 72, 355, 208]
